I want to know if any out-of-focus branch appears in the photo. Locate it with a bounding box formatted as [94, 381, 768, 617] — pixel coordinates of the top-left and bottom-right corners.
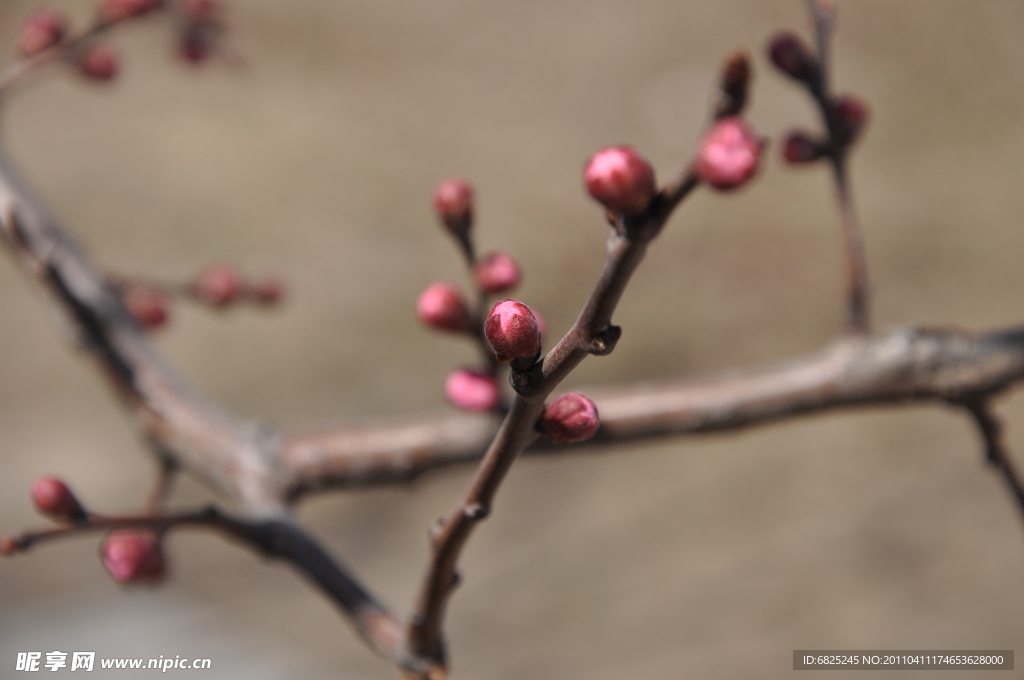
[281, 326, 1024, 494]
[961, 399, 1024, 520]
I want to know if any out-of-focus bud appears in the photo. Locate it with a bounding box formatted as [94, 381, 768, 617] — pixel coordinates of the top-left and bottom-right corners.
[181, 0, 218, 21]
[768, 32, 817, 83]
[178, 25, 211, 63]
[251, 275, 284, 306]
[782, 131, 826, 164]
[445, 369, 500, 411]
[416, 282, 472, 333]
[98, 0, 162, 25]
[100, 530, 167, 584]
[123, 284, 170, 330]
[77, 44, 119, 81]
[538, 392, 599, 443]
[583, 146, 657, 216]
[716, 51, 750, 119]
[30, 476, 85, 521]
[194, 263, 241, 307]
[696, 117, 762, 191]
[831, 95, 870, 146]
[473, 252, 521, 295]
[0, 538, 17, 556]
[433, 179, 474, 239]
[17, 9, 67, 57]
[484, 299, 541, 363]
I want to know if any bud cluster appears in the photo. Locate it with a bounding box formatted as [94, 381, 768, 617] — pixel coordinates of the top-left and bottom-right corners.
[190, 264, 285, 309]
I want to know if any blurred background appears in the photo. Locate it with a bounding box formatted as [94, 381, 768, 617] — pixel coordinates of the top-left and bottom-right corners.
[1, 1, 1023, 678]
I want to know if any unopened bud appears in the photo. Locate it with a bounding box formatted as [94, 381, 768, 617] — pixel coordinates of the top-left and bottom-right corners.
[433, 179, 474, 238]
[17, 9, 67, 57]
[583, 146, 657, 216]
[251, 275, 284, 306]
[445, 369, 499, 411]
[98, 0, 162, 25]
[782, 131, 826, 164]
[473, 252, 521, 295]
[716, 51, 750, 118]
[100, 530, 167, 583]
[77, 44, 119, 81]
[768, 32, 817, 83]
[1, 537, 17, 556]
[123, 285, 170, 330]
[31, 476, 85, 521]
[416, 282, 472, 333]
[484, 299, 541, 363]
[696, 117, 762, 191]
[194, 263, 241, 307]
[539, 392, 599, 443]
[178, 26, 211, 63]
[832, 95, 869, 146]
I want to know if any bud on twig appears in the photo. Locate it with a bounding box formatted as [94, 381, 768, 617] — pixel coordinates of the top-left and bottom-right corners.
[101, 530, 167, 583]
[77, 45, 119, 81]
[417, 282, 472, 333]
[782, 131, 826, 164]
[251, 275, 285, 306]
[445, 369, 500, 412]
[123, 284, 170, 330]
[30, 476, 86, 521]
[715, 51, 750, 119]
[433, 179, 474, 239]
[768, 32, 818, 83]
[538, 392, 599, 443]
[583, 146, 657, 216]
[831, 95, 870, 147]
[696, 117, 762, 191]
[473, 252, 521, 295]
[17, 9, 67, 57]
[193, 263, 241, 307]
[484, 300, 541, 364]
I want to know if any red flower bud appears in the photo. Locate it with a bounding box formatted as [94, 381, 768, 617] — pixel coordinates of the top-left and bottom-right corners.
[416, 282, 472, 333]
[445, 369, 500, 412]
[98, 0, 162, 25]
[696, 117, 761, 191]
[100, 530, 167, 583]
[0, 538, 17, 556]
[251, 275, 285, 306]
[782, 131, 825, 164]
[768, 32, 817, 82]
[77, 45, 119, 81]
[484, 299, 541, 363]
[832, 95, 869, 146]
[30, 476, 85, 521]
[583, 146, 657, 215]
[123, 285, 170, 330]
[433, 179, 474, 237]
[17, 9, 67, 57]
[539, 392, 599, 443]
[194, 263, 241, 307]
[473, 251, 521, 295]
[178, 26, 211, 64]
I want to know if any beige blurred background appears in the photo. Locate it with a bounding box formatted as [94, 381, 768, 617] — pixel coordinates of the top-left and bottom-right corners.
[1, 1, 1023, 678]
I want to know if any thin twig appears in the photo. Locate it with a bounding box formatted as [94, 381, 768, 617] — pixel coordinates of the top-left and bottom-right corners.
[961, 399, 1024, 522]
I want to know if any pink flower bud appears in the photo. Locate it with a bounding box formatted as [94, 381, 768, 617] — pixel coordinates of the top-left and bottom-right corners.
[77, 44, 119, 81]
[539, 392, 599, 443]
[445, 369, 500, 411]
[484, 299, 541, 363]
[416, 282, 472, 333]
[433, 179, 474, 236]
[832, 95, 869, 146]
[0, 538, 16, 556]
[696, 117, 761, 191]
[768, 32, 817, 82]
[583, 146, 657, 215]
[782, 131, 825, 164]
[30, 476, 85, 521]
[101, 530, 167, 583]
[473, 251, 521, 294]
[251, 275, 285, 306]
[98, 0, 162, 25]
[123, 285, 169, 330]
[17, 9, 67, 57]
[194, 263, 241, 307]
